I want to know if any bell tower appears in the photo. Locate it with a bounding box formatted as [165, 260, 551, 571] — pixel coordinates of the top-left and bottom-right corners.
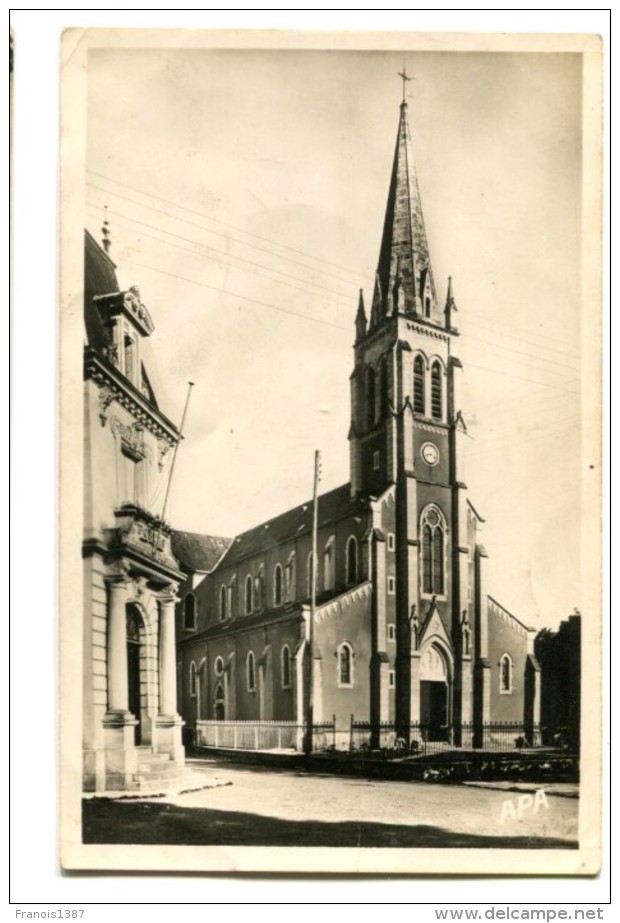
[349, 75, 475, 736]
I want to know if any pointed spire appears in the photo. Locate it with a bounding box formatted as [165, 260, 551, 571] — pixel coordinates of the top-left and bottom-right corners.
[444, 275, 457, 330]
[370, 272, 383, 329]
[355, 288, 367, 341]
[376, 90, 436, 322]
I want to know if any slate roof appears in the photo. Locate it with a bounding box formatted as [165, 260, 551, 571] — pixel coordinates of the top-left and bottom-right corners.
[180, 603, 302, 645]
[171, 531, 232, 574]
[84, 229, 119, 352]
[214, 483, 368, 571]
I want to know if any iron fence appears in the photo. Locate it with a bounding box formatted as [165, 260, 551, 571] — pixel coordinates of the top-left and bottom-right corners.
[349, 719, 545, 756]
[196, 718, 336, 752]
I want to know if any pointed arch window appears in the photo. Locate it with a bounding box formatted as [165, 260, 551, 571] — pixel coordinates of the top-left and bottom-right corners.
[245, 575, 253, 615]
[421, 506, 445, 595]
[285, 552, 296, 602]
[253, 576, 263, 611]
[246, 650, 256, 692]
[189, 660, 197, 697]
[281, 644, 292, 689]
[337, 642, 354, 687]
[184, 592, 196, 630]
[346, 535, 358, 588]
[431, 361, 443, 420]
[413, 356, 425, 414]
[274, 563, 283, 606]
[323, 537, 335, 593]
[500, 654, 513, 694]
[213, 683, 225, 720]
[379, 358, 389, 420]
[306, 551, 316, 599]
[365, 366, 376, 428]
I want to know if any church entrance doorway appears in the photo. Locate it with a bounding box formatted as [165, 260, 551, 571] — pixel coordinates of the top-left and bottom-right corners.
[420, 681, 448, 741]
[420, 643, 450, 742]
[126, 606, 142, 745]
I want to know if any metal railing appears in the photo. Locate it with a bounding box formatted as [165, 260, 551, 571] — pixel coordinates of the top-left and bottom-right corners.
[196, 718, 336, 752]
[349, 719, 544, 756]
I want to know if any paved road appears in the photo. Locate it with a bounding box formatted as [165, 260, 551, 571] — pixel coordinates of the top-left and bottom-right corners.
[83, 758, 578, 848]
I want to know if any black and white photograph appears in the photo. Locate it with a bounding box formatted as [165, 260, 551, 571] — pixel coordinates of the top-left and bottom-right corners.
[55, 28, 602, 876]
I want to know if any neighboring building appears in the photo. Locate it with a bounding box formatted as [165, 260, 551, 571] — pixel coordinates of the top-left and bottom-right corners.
[172, 530, 231, 738]
[535, 612, 581, 750]
[179, 94, 541, 748]
[82, 230, 186, 791]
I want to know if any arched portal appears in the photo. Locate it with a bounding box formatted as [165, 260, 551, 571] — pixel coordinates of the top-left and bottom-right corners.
[419, 642, 451, 742]
[126, 604, 144, 745]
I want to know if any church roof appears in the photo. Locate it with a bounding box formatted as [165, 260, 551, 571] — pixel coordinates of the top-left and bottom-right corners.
[373, 98, 438, 324]
[171, 531, 232, 574]
[215, 483, 367, 571]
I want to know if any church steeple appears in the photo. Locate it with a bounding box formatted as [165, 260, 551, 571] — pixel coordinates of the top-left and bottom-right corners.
[372, 90, 437, 326]
[355, 288, 367, 342]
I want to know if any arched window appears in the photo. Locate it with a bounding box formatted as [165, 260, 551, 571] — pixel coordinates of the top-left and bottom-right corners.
[431, 361, 442, 420]
[274, 563, 283, 606]
[253, 574, 264, 611]
[323, 539, 335, 592]
[285, 553, 296, 602]
[425, 296, 431, 318]
[338, 642, 353, 687]
[184, 592, 196, 630]
[379, 358, 389, 418]
[500, 654, 513, 693]
[219, 585, 227, 622]
[413, 355, 425, 414]
[421, 505, 445, 595]
[346, 535, 358, 587]
[213, 683, 225, 720]
[189, 660, 197, 697]
[365, 366, 376, 428]
[306, 551, 316, 598]
[281, 644, 292, 689]
[245, 575, 253, 615]
[246, 650, 256, 692]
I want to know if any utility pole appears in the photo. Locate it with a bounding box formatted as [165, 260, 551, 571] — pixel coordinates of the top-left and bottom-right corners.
[305, 449, 321, 756]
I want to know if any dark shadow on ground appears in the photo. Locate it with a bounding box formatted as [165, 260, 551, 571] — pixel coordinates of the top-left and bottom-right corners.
[82, 800, 578, 849]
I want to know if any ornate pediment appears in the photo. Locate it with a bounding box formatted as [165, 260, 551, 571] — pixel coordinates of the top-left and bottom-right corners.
[418, 598, 452, 651]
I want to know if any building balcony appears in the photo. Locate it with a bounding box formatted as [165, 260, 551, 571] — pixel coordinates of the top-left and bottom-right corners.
[105, 501, 179, 572]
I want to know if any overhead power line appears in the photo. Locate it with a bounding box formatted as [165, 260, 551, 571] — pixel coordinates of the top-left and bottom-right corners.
[87, 178, 363, 288]
[121, 257, 352, 333]
[88, 168, 364, 279]
[87, 199, 580, 383]
[118, 255, 581, 397]
[85, 202, 353, 305]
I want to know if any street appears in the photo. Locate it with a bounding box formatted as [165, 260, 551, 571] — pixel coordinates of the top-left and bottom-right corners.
[82, 757, 579, 848]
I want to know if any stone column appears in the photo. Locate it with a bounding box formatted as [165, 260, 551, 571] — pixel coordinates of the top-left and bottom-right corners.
[103, 561, 138, 790]
[158, 583, 179, 717]
[105, 566, 130, 715]
[155, 583, 185, 764]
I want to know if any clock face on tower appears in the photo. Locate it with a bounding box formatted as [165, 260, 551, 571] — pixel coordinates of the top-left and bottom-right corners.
[421, 442, 439, 466]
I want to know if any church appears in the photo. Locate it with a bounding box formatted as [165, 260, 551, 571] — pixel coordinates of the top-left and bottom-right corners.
[177, 89, 541, 750]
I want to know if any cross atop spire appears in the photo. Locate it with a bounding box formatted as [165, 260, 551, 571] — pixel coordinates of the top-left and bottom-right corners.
[398, 65, 412, 104]
[372, 92, 436, 325]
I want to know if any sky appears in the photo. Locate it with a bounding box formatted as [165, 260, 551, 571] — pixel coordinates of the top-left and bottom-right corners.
[85, 46, 586, 630]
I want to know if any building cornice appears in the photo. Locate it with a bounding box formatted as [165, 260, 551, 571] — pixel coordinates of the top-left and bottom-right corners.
[84, 347, 179, 443]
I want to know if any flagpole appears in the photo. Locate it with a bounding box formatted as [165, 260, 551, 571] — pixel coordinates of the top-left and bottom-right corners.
[160, 380, 194, 525]
[306, 449, 321, 756]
